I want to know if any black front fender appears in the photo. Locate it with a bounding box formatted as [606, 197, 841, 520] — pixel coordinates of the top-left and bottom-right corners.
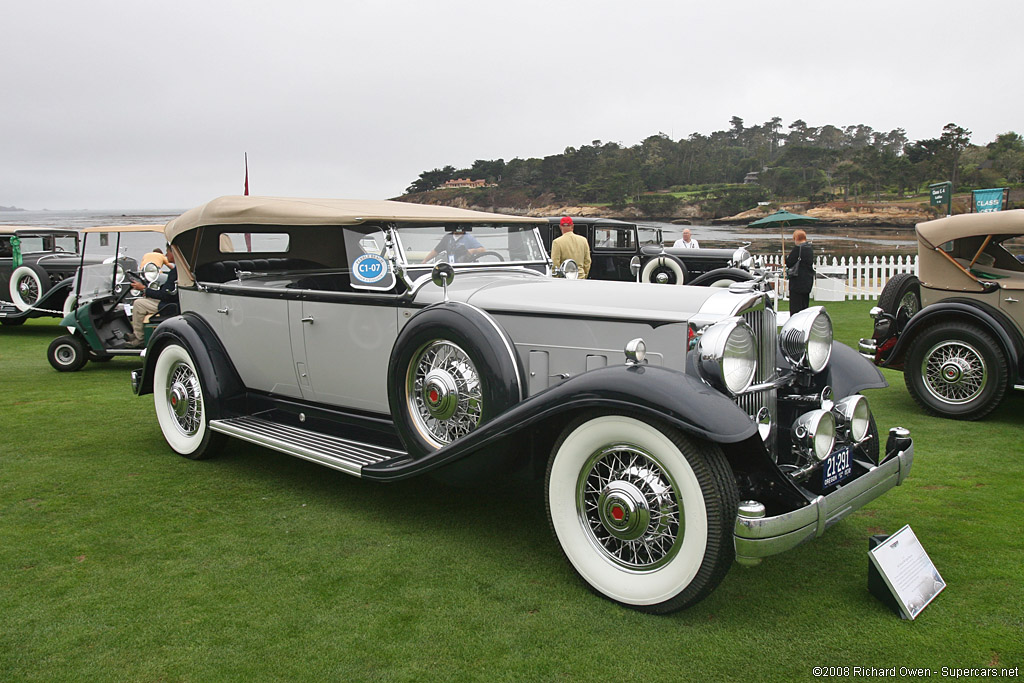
[362, 363, 756, 481]
[133, 313, 246, 420]
[882, 300, 1023, 373]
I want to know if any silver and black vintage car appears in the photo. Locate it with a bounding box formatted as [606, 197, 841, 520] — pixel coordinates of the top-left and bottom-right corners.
[861, 209, 1024, 420]
[133, 196, 914, 613]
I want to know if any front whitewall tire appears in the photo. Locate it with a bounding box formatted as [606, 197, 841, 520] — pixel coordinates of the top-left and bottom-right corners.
[153, 343, 222, 459]
[546, 414, 737, 612]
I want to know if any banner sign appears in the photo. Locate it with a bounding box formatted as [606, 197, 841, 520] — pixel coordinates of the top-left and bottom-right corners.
[929, 182, 952, 207]
[973, 188, 1005, 213]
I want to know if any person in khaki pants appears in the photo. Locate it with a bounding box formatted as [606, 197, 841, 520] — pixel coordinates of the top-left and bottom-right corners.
[126, 247, 177, 347]
[550, 216, 591, 279]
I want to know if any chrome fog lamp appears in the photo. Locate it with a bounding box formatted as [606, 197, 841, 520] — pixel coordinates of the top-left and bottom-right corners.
[696, 318, 758, 395]
[833, 395, 871, 442]
[624, 338, 647, 365]
[779, 306, 833, 372]
[730, 247, 752, 269]
[792, 409, 836, 461]
[560, 259, 579, 280]
[142, 261, 160, 283]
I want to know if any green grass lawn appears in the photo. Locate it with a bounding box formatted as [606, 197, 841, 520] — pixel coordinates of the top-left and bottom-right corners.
[2, 301, 1022, 681]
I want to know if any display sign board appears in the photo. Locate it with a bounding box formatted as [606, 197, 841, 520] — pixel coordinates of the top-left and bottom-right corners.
[868, 525, 945, 620]
[973, 188, 1006, 213]
[929, 182, 952, 208]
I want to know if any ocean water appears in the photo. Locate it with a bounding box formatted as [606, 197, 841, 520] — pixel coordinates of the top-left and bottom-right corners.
[0, 209, 182, 229]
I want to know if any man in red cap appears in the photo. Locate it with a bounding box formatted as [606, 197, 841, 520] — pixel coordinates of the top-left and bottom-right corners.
[551, 216, 591, 278]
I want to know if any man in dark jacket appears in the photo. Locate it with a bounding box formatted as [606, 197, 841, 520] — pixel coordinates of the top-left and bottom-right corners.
[126, 247, 178, 347]
[786, 229, 814, 314]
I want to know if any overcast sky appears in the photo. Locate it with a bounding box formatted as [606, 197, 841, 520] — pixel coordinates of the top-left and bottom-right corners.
[3, 0, 1021, 210]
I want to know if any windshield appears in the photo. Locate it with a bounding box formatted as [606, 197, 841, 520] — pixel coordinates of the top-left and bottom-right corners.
[76, 263, 118, 304]
[394, 223, 546, 266]
[16, 232, 79, 254]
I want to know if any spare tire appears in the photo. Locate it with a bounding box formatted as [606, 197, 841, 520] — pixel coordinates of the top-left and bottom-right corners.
[388, 302, 524, 457]
[9, 265, 48, 312]
[878, 273, 921, 329]
[641, 254, 687, 285]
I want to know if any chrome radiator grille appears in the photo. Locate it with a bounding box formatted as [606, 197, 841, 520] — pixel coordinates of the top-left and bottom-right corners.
[737, 305, 778, 449]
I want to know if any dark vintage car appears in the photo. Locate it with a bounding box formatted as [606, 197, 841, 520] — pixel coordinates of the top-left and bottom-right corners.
[860, 210, 1024, 420]
[132, 196, 913, 613]
[0, 226, 97, 325]
[541, 217, 759, 286]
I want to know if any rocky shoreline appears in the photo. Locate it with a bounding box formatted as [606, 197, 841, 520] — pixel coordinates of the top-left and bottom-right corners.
[399, 193, 939, 227]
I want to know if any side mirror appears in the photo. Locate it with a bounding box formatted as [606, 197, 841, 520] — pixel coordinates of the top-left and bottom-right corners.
[431, 262, 455, 301]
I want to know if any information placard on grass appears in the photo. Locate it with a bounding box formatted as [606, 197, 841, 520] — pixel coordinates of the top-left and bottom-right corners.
[868, 525, 946, 620]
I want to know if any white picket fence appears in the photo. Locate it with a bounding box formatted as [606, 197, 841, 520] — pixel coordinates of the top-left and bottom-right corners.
[763, 254, 919, 301]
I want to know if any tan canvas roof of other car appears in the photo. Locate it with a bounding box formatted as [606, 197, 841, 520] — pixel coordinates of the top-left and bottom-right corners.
[916, 209, 1024, 248]
[0, 225, 80, 235]
[81, 224, 165, 234]
[164, 196, 542, 242]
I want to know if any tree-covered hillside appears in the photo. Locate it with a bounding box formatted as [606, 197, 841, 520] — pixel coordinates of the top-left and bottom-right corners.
[404, 118, 1024, 217]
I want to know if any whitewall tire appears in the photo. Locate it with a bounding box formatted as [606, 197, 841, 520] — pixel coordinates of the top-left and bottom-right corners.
[545, 413, 738, 613]
[10, 265, 45, 311]
[153, 343, 223, 459]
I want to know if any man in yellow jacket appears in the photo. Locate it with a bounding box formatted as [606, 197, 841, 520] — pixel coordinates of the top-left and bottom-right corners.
[550, 216, 591, 279]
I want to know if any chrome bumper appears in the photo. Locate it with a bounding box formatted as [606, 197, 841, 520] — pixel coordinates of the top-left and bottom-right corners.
[858, 337, 877, 361]
[734, 440, 913, 566]
[131, 368, 143, 395]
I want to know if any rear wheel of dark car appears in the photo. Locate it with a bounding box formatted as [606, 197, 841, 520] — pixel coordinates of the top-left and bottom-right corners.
[904, 322, 1008, 420]
[640, 255, 687, 285]
[153, 342, 225, 459]
[879, 273, 921, 328]
[689, 268, 754, 288]
[388, 304, 523, 458]
[545, 412, 738, 613]
[47, 334, 88, 372]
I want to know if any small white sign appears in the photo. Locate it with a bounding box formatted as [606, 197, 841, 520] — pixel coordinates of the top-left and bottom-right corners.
[868, 525, 945, 620]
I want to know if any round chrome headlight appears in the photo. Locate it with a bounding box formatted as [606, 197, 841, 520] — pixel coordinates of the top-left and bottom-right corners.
[696, 318, 758, 395]
[142, 261, 160, 283]
[833, 395, 871, 442]
[731, 247, 752, 269]
[793, 409, 836, 461]
[561, 259, 579, 280]
[779, 306, 833, 372]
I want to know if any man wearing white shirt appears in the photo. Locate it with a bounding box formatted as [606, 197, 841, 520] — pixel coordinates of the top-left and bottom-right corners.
[673, 228, 699, 248]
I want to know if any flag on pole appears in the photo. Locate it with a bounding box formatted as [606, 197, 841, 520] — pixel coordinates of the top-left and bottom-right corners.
[244, 153, 249, 196]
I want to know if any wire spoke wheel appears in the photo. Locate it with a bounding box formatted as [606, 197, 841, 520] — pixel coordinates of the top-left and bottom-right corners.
[406, 340, 483, 448]
[17, 275, 40, 304]
[165, 360, 204, 438]
[577, 444, 682, 571]
[922, 340, 987, 405]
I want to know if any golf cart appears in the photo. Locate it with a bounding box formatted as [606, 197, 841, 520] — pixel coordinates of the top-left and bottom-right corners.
[47, 224, 170, 372]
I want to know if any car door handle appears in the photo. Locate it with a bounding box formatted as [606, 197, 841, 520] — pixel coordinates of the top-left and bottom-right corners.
[301, 316, 315, 324]
[216, 307, 229, 314]
[1006, 297, 1019, 303]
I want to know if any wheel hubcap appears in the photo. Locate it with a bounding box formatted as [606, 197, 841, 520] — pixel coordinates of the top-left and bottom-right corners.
[18, 278, 39, 303]
[166, 362, 202, 436]
[922, 340, 987, 404]
[577, 445, 682, 571]
[898, 291, 919, 317]
[407, 341, 482, 447]
[55, 345, 75, 364]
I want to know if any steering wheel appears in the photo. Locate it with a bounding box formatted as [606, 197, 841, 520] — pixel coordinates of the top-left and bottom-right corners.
[472, 251, 505, 263]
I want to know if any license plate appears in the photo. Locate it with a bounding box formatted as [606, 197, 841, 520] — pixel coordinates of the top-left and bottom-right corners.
[822, 446, 853, 488]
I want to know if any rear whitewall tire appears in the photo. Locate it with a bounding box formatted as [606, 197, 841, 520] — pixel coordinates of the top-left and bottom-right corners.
[545, 414, 737, 613]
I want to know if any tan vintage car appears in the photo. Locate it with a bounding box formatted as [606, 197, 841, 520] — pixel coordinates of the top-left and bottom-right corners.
[861, 209, 1024, 419]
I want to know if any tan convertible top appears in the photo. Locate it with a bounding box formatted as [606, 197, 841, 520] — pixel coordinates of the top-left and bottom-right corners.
[164, 196, 542, 242]
[916, 209, 1024, 249]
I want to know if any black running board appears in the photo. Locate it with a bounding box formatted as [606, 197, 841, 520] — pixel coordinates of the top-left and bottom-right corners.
[209, 415, 407, 476]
